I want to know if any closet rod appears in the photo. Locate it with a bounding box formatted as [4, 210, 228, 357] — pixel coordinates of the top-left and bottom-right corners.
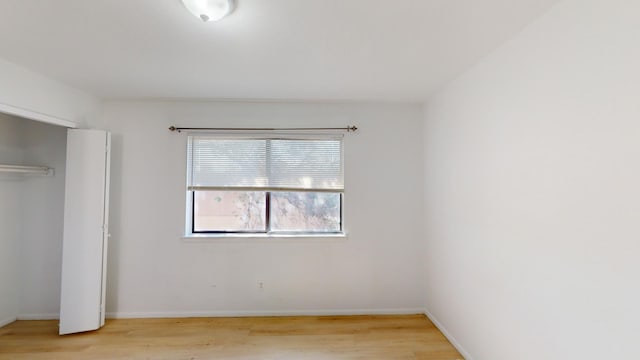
[169, 125, 358, 133]
[0, 164, 54, 176]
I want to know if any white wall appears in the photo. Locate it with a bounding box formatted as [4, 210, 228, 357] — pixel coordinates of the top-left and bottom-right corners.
[0, 114, 67, 322]
[423, 0, 640, 359]
[0, 114, 25, 326]
[18, 121, 68, 318]
[102, 100, 425, 317]
[0, 57, 100, 127]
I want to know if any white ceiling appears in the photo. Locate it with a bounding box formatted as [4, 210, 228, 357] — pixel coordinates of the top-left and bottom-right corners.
[0, 0, 560, 102]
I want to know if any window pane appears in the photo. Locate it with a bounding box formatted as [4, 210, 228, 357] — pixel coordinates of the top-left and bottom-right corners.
[270, 192, 341, 232]
[187, 136, 344, 191]
[189, 139, 268, 188]
[193, 191, 266, 232]
[269, 139, 343, 190]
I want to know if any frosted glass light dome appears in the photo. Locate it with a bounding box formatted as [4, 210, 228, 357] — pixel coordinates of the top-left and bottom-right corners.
[181, 0, 234, 22]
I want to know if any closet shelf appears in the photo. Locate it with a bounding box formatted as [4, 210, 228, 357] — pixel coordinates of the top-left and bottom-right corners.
[0, 164, 54, 176]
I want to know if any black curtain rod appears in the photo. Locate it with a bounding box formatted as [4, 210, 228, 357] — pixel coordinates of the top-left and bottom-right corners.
[168, 125, 358, 133]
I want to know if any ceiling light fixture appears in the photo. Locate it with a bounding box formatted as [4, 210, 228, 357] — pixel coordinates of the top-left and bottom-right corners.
[181, 0, 234, 22]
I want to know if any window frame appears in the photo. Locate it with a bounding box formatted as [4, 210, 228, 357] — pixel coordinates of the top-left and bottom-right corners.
[184, 133, 346, 238]
[189, 190, 343, 236]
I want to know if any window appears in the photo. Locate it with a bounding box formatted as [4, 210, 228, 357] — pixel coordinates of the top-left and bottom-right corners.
[186, 135, 344, 236]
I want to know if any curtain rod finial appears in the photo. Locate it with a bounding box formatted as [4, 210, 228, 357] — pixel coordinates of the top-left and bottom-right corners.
[348, 126, 358, 132]
[169, 126, 181, 132]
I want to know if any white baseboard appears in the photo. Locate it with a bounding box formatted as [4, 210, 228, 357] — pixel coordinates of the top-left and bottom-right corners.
[106, 308, 425, 319]
[0, 316, 17, 328]
[424, 308, 473, 360]
[17, 313, 59, 321]
[14, 308, 425, 321]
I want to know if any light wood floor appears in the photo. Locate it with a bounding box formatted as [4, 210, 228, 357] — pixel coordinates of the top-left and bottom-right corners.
[0, 315, 463, 360]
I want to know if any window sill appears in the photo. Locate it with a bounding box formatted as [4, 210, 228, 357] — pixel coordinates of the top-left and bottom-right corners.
[181, 232, 347, 243]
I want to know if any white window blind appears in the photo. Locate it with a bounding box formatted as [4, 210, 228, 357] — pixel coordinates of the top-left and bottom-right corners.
[187, 136, 344, 192]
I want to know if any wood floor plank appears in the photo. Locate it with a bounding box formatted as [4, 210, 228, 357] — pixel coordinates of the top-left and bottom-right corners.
[0, 315, 463, 359]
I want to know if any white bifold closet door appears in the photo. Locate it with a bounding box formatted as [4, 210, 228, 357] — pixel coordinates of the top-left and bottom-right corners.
[59, 129, 111, 335]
